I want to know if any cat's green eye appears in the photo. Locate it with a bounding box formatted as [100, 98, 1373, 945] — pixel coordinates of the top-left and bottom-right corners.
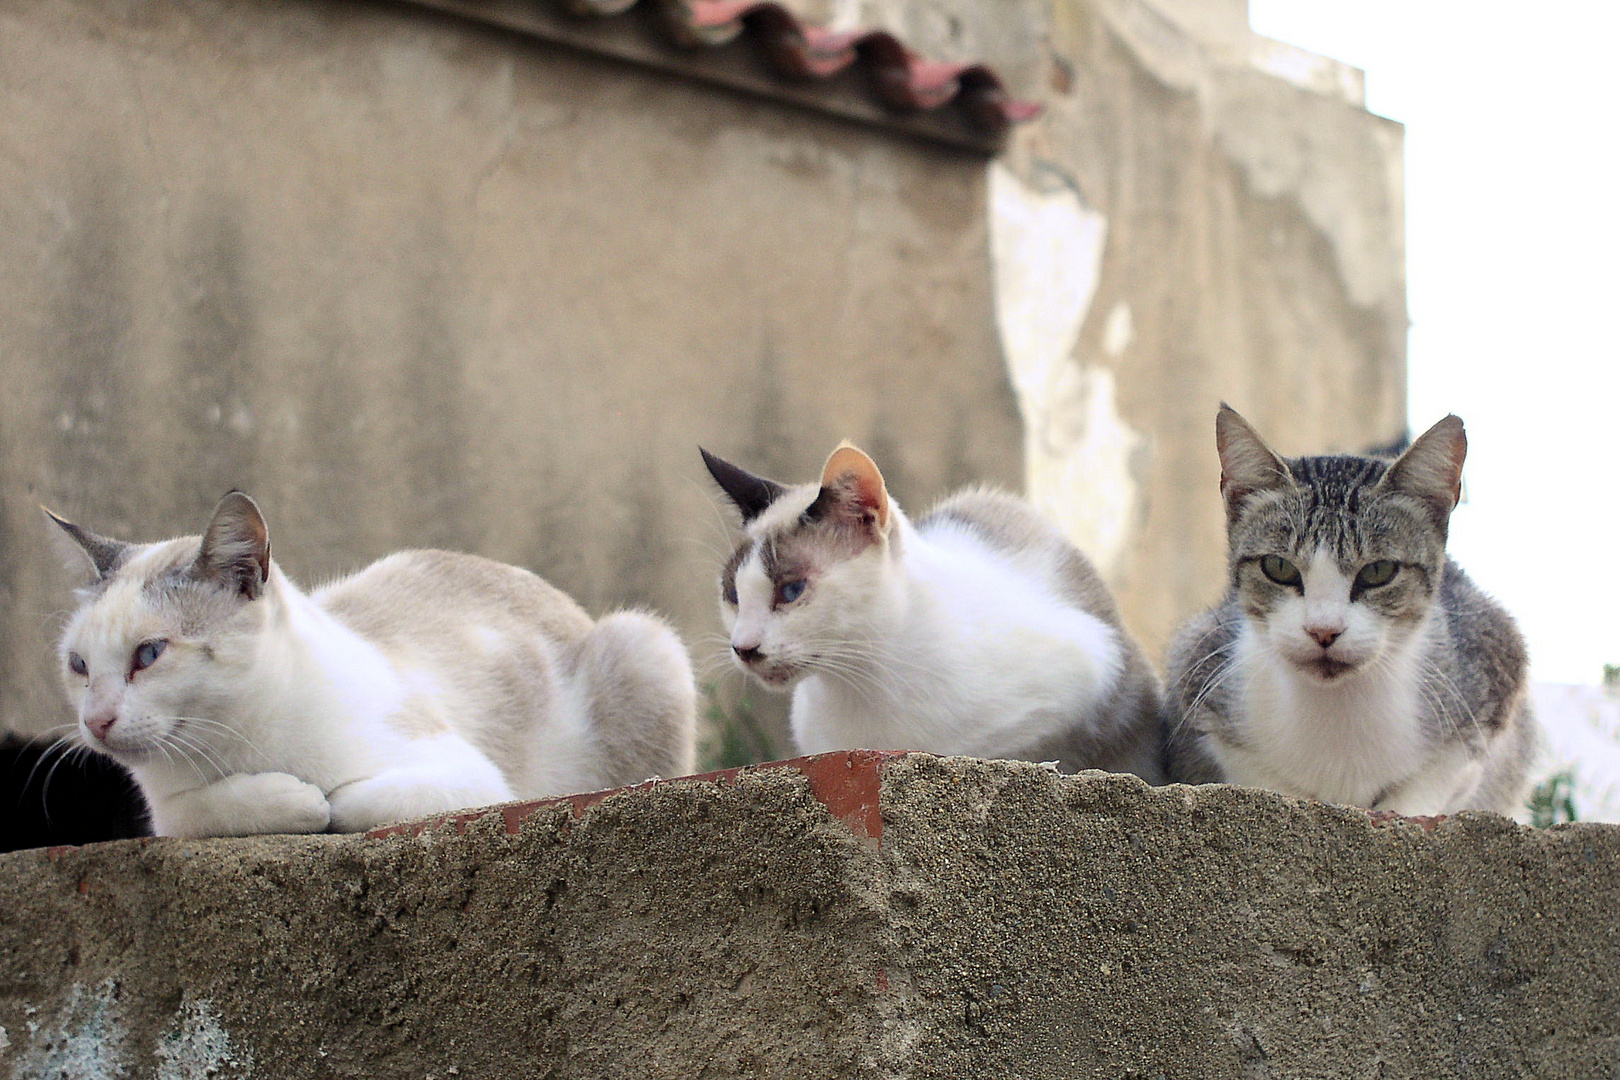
[1260, 555, 1302, 587]
[1356, 560, 1399, 589]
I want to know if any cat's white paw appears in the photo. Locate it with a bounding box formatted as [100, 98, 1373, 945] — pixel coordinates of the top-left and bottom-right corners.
[245, 772, 333, 834]
[326, 775, 492, 834]
[154, 771, 330, 837]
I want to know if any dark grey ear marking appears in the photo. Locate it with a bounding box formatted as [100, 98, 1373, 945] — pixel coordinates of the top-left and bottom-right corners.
[802, 483, 867, 529]
[803, 486, 836, 523]
[700, 448, 785, 524]
[42, 506, 130, 580]
[193, 490, 271, 600]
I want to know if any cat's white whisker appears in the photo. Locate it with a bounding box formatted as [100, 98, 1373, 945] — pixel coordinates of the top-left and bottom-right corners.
[172, 716, 263, 758]
[24, 734, 82, 827]
[1420, 661, 1486, 743]
[21, 729, 77, 782]
[163, 732, 226, 785]
[1178, 641, 1239, 720]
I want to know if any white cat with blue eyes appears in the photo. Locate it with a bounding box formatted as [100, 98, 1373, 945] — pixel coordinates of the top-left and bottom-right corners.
[703, 443, 1164, 780]
[48, 492, 695, 837]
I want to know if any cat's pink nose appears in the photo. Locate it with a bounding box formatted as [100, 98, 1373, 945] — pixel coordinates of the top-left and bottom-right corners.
[1307, 626, 1342, 649]
[84, 712, 117, 743]
[733, 644, 763, 665]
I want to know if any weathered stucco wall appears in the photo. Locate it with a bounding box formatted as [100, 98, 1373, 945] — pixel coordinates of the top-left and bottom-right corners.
[2, 754, 1615, 1077]
[0, 0, 1407, 752]
[809, 0, 1407, 655]
[0, 0, 1020, 741]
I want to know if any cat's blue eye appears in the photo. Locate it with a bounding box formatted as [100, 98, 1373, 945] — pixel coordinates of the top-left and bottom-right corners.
[777, 579, 808, 605]
[68, 652, 87, 677]
[132, 639, 167, 673]
[1356, 560, 1398, 589]
[1260, 555, 1302, 587]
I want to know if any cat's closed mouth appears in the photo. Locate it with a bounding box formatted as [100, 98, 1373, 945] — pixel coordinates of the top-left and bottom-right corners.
[747, 663, 798, 687]
[1302, 656, 1356, 681]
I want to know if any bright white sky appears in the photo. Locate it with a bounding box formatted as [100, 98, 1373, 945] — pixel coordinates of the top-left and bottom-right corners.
[1248, 2, 1620, 685]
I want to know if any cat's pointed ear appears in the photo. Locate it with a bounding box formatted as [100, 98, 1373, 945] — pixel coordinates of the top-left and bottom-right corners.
[701, 448, 785, 524]
[807, 442, 891, 534]
[1379, 415, 1466, 527]
[1216, 405, 1291, 520]
[42, 507, 130, 581]
[193, 490, 271, 600]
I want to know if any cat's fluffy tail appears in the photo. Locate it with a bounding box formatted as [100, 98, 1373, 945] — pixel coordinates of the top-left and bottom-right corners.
[571, 611, 697, 787]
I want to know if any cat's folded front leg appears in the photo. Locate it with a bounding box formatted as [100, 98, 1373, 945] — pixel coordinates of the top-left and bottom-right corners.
[326, 764, 513, 834]
[150, 771, 331, 838]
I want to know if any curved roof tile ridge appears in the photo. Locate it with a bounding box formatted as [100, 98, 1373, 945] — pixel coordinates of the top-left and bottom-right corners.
[565, 0, 1043, 138]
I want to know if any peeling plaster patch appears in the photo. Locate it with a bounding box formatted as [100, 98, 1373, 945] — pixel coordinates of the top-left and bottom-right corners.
[825, 0, 862, 33]
[156, 1000, 252, 1080]
[1102, 301, 1134, 358]
[989, 163, 1143, 576]
[11, 980, 128, 1080]
[1207, 88, 1401, 308]
[1248, 36, 1364, 106]
[1090, 2, 1401, 310]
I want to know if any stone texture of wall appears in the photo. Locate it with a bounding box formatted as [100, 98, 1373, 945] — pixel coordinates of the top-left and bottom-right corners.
[2, 754, 1615, 1077]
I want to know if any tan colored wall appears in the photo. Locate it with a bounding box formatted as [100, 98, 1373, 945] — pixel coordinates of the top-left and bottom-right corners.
[0, 0, 1021, 740]
[0, 0, 1406, 746]
[818, 0, 1408, 659]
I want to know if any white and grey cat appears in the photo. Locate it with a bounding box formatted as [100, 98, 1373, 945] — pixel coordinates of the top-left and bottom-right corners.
[1163, 406, 1539, 816]
[702, 443, 1162, 781]
[49, 491, 696, 837]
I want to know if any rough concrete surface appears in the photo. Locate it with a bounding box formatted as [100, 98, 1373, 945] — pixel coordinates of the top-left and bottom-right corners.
[3, 753, 1615, 1078]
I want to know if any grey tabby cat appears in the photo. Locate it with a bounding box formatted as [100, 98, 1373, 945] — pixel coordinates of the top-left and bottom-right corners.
[1163, 406, 1538, 816]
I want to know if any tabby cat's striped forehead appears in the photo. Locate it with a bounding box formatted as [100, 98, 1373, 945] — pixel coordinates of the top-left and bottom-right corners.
[1231, 452, 1443, 571]
[1286, 453, 1391, 507]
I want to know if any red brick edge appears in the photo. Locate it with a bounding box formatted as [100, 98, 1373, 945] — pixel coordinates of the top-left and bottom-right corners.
[364, 749, 909, 844]
[1364, 809, 1449, 832]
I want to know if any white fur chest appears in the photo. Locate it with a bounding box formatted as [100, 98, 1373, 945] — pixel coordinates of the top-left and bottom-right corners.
[1214, 631, 1429, 807]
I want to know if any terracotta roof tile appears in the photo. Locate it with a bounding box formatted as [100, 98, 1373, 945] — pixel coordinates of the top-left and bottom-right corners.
[399, 0, 1041, 151]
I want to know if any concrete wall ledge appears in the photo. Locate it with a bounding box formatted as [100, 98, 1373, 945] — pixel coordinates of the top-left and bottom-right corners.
[3, 751, 1616, 1077]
